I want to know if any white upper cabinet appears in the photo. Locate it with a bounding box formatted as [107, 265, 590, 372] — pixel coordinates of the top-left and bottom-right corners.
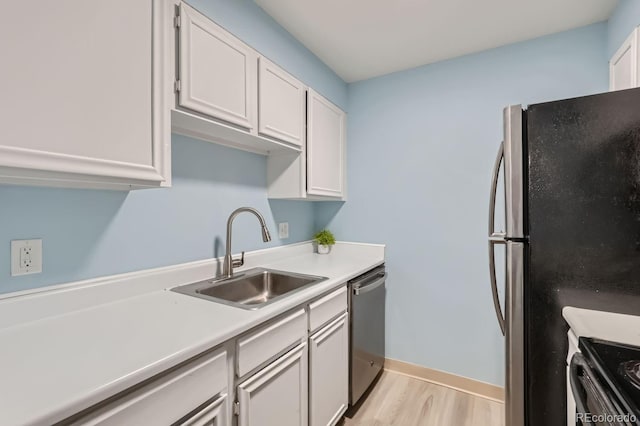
[171, 2, 301, 155]
[178, 3, 257, 130]
[0, 0, 171, 190]
[307, 89, 346, 198]
[266, 88, 347, 201]
[610, 27, 639, 91]
[258, 57, 306, 146]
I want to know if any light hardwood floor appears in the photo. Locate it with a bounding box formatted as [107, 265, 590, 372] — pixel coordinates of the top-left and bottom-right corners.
[340, 371, 505, 426]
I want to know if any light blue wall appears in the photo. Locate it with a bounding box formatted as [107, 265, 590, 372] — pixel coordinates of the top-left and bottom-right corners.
[607, 0, 640, 59]
[0, 136, 315, 294]
[316, 23, 609, 386]
[0, 0, 616, 387]
[0, 0, 347, 294]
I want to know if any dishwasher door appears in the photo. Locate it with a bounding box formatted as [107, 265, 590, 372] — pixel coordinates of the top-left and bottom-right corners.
[349, 265, 386, 406]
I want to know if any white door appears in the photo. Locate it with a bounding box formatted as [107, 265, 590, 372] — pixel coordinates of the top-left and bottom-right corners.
[258, 57, 306, 146]
[610, 27, 639, 91]
[0, 0, 167, 185]
[237, 343, 308, 426]
[309, 314, 349, 426]
[307, 89, 346, 198]
[178, 3, 257, 129]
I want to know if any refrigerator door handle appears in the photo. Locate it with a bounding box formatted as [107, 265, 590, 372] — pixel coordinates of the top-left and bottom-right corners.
[489, 141, 506, 336]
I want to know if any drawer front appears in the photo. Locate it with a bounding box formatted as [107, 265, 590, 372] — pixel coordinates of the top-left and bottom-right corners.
[309, 286, 347, 333]
[71, 348, 228, 425]
[237, 309, 306, 378]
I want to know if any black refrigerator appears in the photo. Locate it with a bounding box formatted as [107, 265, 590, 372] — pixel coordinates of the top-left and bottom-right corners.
[488, 87, 640, 426]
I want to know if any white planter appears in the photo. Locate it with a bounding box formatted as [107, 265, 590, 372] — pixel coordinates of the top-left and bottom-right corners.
[317, 244, 331, 254]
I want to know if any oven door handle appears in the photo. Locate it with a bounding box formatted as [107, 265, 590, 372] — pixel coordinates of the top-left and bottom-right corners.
[570, 353, 595, 426]
[353, 273, 387, 296]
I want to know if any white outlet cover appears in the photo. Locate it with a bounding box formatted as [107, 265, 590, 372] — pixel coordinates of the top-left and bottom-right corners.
[278, 222, 289, 239]
[11, 239, 42, 276]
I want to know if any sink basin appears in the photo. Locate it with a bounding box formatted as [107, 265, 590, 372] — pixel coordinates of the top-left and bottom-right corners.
[171, 268, 327, 310]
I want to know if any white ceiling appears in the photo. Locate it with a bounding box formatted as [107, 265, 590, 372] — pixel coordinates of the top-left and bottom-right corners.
[255, 0, 618, 83]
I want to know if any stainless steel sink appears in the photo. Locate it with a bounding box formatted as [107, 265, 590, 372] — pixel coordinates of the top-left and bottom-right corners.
[171, 268, 327, 310]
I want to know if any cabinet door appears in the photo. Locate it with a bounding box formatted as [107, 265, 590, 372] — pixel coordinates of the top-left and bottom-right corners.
[610, 27, 639, 91]
[238, 343, 308, 426]
[0, 0, 168, 187]
[179, 3, 257, 130]
[307, 89, 346, 198]
[258, 57, 306, 146]
[309, 313, 349, 426]
[180, 394, 228, 426]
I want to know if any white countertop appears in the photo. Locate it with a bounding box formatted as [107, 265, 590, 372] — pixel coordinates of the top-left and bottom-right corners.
[0, 242, 384, 426]
[563, 306, 640, 347]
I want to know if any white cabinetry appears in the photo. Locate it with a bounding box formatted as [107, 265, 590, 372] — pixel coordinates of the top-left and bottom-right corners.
[169, 2, 347, 195]
[171, 2, 301, 155]
[237, 343, 308, 426]
[234, 286, 348, 426]
[258, 58, 306, 147]
[177, 3, 257, 130]
[70, 347, 229, 425]
[236, 308, 306, 377]
[235, 309, 308, 426]
[63, 285, 352, 425]
[610, 27, 640, 91]
[267, 90, 347, 200]
[309, 313, 349, 426]
[182, 396, 228, 426]
[307, 89, 347, 198]
[0, 0, 171, 190]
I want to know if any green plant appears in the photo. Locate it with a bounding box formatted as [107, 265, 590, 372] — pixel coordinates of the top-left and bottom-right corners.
[313, 229, 336, 246]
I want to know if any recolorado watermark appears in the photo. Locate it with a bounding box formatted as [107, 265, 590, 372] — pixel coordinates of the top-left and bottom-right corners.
[576, 412, 637, 423]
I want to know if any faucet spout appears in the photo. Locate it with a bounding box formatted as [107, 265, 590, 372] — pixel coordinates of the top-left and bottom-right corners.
[261, 225, 272, 243]
[223, 207, 272, 279]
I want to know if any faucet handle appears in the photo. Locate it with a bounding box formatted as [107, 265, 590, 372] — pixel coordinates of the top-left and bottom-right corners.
[232, 251, 245, 268]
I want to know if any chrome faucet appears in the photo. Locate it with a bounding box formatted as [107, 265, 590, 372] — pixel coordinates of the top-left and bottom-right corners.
[223, 207, 272, 279]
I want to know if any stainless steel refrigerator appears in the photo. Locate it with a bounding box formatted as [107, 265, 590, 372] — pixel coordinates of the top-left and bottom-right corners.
[488, 88, 640, 426]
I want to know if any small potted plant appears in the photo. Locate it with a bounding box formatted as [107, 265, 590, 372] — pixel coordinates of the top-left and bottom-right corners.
[314, 229, 336, 254]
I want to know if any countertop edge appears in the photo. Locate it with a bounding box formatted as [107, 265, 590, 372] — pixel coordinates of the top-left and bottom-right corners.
[562, 306, 640, 347]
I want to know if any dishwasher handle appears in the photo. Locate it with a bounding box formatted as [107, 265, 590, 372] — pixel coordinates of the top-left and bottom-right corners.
[353, 272, 387, 296]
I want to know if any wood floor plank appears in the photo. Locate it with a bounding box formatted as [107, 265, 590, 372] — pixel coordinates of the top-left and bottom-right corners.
[340, 371, 504, 426]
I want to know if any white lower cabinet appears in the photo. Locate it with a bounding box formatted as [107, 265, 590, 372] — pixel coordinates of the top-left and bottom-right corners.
[237, 343, 308, 426]
[70, 347, 229, 425]
[181, 395, 228, 426]
[309, 313, 349, 426]
[66, 286, 351, 426]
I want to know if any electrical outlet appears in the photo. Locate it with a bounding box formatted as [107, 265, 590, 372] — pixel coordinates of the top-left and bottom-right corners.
[278, 222, 289, 239]
[11, 239, 42, 276]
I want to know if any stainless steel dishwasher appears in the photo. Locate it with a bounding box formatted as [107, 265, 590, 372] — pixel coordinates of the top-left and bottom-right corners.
[348, 264, 386, 406]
